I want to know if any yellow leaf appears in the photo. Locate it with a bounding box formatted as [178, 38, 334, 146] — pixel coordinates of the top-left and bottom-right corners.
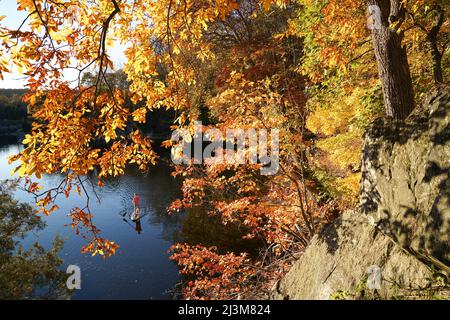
[18, 165, 27, 177]
[11, 165, 21, 176]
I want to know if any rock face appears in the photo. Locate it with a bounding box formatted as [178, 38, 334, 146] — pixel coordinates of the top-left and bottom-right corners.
[272, 89, 450, 300]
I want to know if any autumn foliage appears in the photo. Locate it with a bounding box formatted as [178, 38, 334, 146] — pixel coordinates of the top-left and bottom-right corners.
[0, 0, 448, 298]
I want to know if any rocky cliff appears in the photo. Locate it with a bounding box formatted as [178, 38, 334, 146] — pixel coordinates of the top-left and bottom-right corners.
[272, 88, 450, 300]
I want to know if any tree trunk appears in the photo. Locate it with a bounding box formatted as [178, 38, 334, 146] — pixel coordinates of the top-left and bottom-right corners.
[368, 0, 415, 120]
[428, 37, 444, 85]
[426, 6, 444, 85]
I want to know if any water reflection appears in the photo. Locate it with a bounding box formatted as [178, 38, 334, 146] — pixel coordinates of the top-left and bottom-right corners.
[179, 207, 264, 257]
[0, 143, 184, 299]
[0, 142, 260, 299]
[0, 180, 71, 300]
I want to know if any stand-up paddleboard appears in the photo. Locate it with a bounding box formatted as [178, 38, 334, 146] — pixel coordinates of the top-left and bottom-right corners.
[130, 208, 142, 222]
[117, 207, 149, 224]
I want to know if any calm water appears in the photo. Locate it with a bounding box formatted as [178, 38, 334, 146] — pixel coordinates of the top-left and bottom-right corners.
[0, 143, 185, 299]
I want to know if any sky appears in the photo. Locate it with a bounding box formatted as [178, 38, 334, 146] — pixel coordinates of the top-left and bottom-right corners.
[0, 0, 127, 89]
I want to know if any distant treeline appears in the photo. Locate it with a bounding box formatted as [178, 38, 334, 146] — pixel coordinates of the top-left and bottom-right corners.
[82, 71, 175, 139]
[0, 88, 28, 120]
[0, 82, 174, 139]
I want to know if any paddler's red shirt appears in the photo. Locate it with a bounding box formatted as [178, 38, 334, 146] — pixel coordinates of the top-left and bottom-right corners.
[133, 195, 140, 206]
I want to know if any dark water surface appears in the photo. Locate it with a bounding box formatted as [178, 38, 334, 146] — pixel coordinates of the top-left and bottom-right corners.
[0, 143, 184, 299]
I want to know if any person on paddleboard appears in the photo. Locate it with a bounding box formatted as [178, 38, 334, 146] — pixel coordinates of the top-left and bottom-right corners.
[132, 193, 141, 222]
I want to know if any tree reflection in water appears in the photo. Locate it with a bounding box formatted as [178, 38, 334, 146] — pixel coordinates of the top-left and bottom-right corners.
[0, 180, 71, 300]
